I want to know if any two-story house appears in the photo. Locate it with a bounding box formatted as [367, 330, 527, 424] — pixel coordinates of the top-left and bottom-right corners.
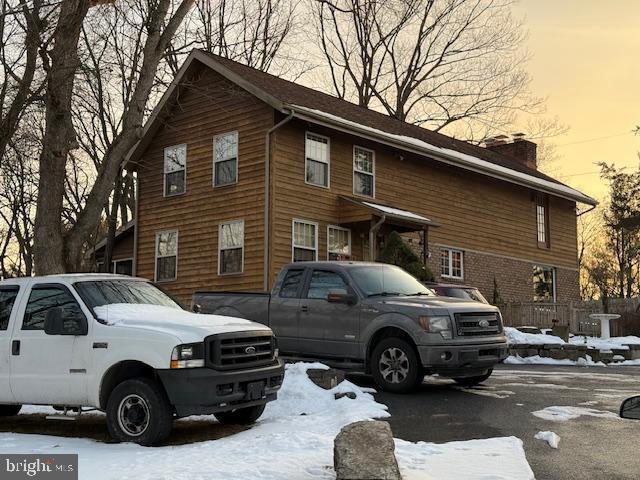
[124, 50, 596, 305]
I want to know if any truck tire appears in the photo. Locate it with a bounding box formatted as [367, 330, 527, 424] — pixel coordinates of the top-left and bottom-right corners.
[0, 405, 21, 416]
[371, 337, 423, 393]
[214, 404, 266, 425]
[106, 378, 173, 446]
[453, 368, 493, 387]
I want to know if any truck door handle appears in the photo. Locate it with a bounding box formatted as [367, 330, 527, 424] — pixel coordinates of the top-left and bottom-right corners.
[11, 340, 20, 356]
[300, 305, 309, 313]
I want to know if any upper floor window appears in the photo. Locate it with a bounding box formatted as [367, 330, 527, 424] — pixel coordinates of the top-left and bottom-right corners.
[536, 193, 550, 248]
[155, 230, 178, 282]
[328, 226, 351, 260]
[292, 219, 318, 262]
[305, 132, 329, 188]
[164, 144, 186, 196]
[441, 248, 463, 279]
[353, 146, 375, 197]
[533, 265, 555, 302]
[219, 220, 244, 275]
[213, 132, 238, 187]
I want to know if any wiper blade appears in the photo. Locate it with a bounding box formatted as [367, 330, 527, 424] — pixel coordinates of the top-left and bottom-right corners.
[367, 292, 402, 298]
[407, 292, 431, 296]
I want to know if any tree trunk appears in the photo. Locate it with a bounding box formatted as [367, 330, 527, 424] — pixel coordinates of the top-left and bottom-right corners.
[33, 0, 92, 275]
[102, 170, 123, 272]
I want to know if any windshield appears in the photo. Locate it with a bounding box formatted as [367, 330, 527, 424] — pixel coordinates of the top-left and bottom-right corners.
[442, 287, 488, 304]
[75, 280, 182, 315]
[349, 265, 434, 297]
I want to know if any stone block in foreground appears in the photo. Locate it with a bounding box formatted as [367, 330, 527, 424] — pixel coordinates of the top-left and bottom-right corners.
[334, 420, 402, 480]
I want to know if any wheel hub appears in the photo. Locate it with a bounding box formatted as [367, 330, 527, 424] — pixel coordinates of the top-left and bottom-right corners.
[117, 394, 150, 437]
[379, 347, 410, 384]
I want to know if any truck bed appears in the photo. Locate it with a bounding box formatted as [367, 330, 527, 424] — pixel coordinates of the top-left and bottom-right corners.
[192, 291, 270, 326]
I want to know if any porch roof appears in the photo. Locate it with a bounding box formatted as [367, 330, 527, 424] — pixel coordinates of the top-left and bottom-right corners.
[338, 196, 439, 229]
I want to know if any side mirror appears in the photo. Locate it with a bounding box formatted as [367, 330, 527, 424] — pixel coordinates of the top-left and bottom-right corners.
[327, 291, 357, 305]
[44, 307, 87, 336]
[192, 304, 202, 313]
[620, 396, 640, 420]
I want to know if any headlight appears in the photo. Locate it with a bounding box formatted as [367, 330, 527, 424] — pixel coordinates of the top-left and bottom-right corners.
[418, 316, 453, 340]
[170, 343, 205, 368]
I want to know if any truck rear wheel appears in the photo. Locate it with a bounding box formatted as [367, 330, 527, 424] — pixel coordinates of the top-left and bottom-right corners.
[106, 378, 173, 446]
[214, 404, 266, 425]
[0, 405, 21, 416]
[371, 337, 423, 393]
[453, 368, 493, 387]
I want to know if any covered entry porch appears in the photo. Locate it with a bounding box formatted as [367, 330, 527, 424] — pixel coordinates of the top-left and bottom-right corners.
[335, 196, 439, 263]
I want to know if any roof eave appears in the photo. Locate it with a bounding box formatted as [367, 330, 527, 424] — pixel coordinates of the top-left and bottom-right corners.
[288, 105, 598, 207]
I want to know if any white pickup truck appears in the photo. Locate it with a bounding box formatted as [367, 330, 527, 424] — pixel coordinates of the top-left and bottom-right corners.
[0, 274, 284, 445]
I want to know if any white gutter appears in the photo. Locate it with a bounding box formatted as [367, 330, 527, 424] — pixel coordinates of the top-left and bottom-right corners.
[288, 105, 597, 206]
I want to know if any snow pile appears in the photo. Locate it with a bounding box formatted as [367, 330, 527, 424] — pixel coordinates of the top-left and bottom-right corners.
[504, 327, 565, 346]
[532, 405, 619, 422]
[504, 355, 640, 367]
[5, 362, 536, 480]
[534, 431, 560, 449]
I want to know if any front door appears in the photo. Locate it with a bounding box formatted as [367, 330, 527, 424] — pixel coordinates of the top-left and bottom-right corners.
[10, 284, 91, 405]
[298, 269, 360, 359]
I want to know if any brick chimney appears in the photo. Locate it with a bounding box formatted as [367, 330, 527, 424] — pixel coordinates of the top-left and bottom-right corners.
[485, 134, 537, 171]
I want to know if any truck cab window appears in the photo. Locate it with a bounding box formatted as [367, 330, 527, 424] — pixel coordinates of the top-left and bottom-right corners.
[22, 286, 85, 331]
[0, 287, 19, 330]
[307, 271, 348, 300]
[280, 270, 304, 298]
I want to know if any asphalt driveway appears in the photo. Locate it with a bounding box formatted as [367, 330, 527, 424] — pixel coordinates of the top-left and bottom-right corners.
[351, 364, 640, 480]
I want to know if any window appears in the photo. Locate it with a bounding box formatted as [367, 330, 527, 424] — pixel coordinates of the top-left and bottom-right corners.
[22, 285, 85, 331]
[0, 287, 19, 330]
[353, 146, 375, 197]
[307, 270, 349, 300]
[219, 220, 244, 275]
[213, 132, 238, 187]
[164, 144, 186, 196]
[279, 269, 305, 298]
[292, 220, 318, 262]
[441, 248, 464, 279]
[305, 133, 329, 187]
[328, 226, 351, 260]
[536, 193, 550, 248]
[113, 259, 133, 276]
[155, 231, 178, 282]
[533, 265, 556, 302]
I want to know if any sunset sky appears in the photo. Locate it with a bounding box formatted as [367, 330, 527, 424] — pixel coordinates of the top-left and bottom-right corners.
[514, 0, 640, 203]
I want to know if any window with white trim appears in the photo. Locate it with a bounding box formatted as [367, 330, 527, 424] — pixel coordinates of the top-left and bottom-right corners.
[164, 144, 186, 196]
[213, 132, 238, 186]
[305, 133, 329, 187]
[441, 248, 463, 279]
[353, 146, 374, 197]
[328, 226, 351, 260]
[155, 231, 178, 282]
[292, 220, 318, 262]
[533, 265, 555, 301]
[219, 220, 244, 275]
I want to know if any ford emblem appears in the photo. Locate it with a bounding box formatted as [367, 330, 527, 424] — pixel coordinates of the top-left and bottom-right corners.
[245, 346, 257, 355]
[478, 319, 490, 328]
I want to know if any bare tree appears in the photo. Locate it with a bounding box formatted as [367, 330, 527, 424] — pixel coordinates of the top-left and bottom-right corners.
[313, 0, 541, 137]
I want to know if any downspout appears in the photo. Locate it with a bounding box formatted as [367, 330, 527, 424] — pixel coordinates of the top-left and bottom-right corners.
[577, 204, 597, 217]
[368, 215, 386, 262]
[132, 172, 139, 277]
[263, 109, 295, 290]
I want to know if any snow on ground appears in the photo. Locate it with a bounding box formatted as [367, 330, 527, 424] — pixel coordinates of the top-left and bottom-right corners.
[534, 431, 560, 449]
[504, 327, 640, 351]
[531, 406, 619, 422]
[2, 362, 535, 480]
[504, 355, 640, 367]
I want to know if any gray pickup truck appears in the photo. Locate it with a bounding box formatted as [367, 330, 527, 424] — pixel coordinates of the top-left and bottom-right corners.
[193, 262, 508, 393]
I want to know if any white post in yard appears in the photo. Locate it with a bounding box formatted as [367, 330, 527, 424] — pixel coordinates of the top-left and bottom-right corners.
[589, 314, 621, 339]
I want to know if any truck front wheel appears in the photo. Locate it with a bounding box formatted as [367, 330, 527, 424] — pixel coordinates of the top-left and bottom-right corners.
[371, 337, 423, 393]
[214, 404, 266, 425]
[106, 378, 173, 446]
[0, 405, 21, 416]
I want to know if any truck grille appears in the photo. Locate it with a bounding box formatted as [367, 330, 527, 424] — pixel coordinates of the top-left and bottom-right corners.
[454, 312, 502, 337]
[207, 330, 275, 370]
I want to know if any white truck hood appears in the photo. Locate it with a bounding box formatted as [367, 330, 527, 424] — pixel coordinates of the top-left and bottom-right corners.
[94, 303, 271, 343]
